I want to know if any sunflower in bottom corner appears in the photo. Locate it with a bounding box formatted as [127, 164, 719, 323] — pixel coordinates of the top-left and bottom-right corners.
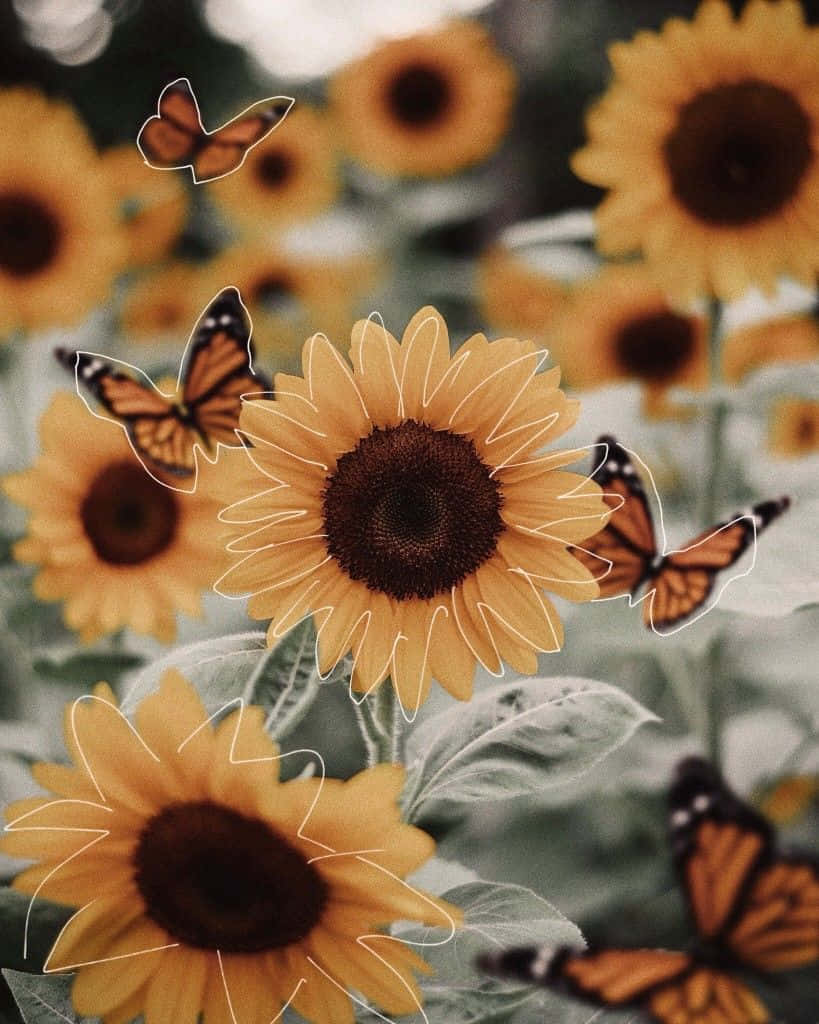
[0, 671, 458, 1024]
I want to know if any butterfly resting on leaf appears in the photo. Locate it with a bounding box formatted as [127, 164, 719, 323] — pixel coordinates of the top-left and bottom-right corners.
[137, 77, 294, 183]
[570, 435, 789, 634]
[56, 287, 269, 494]
[479, 756, 819, 1023]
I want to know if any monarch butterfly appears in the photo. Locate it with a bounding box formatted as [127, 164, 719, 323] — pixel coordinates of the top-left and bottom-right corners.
[479, 756, 819, 1023]
[137, 78, 294, 183]
[56, 287, 269, 494]
[570, 435, 789, 634]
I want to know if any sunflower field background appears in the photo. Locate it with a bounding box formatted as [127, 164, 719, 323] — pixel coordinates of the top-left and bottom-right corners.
[1, 1, 819, 1023]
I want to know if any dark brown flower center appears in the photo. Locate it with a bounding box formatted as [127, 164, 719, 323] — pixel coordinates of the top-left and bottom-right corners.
[663, 79, 813, 226]
[796, 413, 817, 446]
[252, 273, 294, 311]
[255, 150, 294, 188]
[614, 311, 696, 382]
[387, 63, 452, 128]
[0, 192, 61, 277]
[134, 800, 327, 952]
[322, 419, 504, 600]
[80, 461, 178, 566]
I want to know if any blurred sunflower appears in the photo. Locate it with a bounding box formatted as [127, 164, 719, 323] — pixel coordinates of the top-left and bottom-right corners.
[102, 145, 188, 267]
[768, 396, 819, 457]
[218, 306, 607, 711]
[553, 264, 708, 417]
[1, 670, 456, 1024]
[208, 105, 338, 232]
[120, 264, 211, 339]
[198, 244, 378, 367]
[330, 21, 516, 177]
[0, 89, 124, 334]
[722, 313, 819, 381]
[3, 393, 233, 644]
[572, 0, 819, 301]
[477, 245, 566, 337]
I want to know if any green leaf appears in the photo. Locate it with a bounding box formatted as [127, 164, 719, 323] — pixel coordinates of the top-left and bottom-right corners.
[121, 623, 346, 738]
[239, 618, 337, 739]
[0, 890, 73, 975]
[33, 652, 144, 688]
[402, 677, 657, 822]
[2, 972, 94, 1024]
[395, 879, 583, 1023]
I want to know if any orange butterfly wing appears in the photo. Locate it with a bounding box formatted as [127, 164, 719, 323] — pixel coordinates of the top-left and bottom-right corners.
[570, 435, 656, 597]
[193, 101, 290, 181]
[137, 79, 203, 168]
[648, 969, 770, 1023]
[647, 499, 789, 631]
[728, 859, 819, 972]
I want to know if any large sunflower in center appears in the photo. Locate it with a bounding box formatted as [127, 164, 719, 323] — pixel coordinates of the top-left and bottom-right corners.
[218, 307, 608, 710]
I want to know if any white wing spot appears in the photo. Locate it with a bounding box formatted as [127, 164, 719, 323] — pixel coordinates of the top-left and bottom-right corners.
[531, 947, 551, 980]
[693, 794, 711, 814]
[671, 809, 691, 828]
[203, 317, 217, 328]
[219, 314, 233, 326]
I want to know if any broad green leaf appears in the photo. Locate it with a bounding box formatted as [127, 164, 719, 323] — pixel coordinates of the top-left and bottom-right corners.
[121, 622, 346, 739]
[33, 652, 144, 688]
[2, 972, 94, 1024]
[395, 879, 584, 1023]
[120, 630, 268, 715]
[0, 890, 72, 974]
[403, 677, 657, 821]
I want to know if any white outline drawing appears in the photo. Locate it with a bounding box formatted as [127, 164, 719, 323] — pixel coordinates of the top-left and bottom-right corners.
[3, 687, 459, 1024]
[61, 286, 268, 495]
[136, 77, 295, 184]
[569, 437, 790, 637]
[213, 311, 614, 723]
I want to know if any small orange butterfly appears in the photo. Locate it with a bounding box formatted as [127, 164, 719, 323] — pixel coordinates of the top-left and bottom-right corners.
[571, 436, 789, 634]
[56, 288, 269, 493]
[137, 78, 294, 183]
[480, 757, 819, 1024]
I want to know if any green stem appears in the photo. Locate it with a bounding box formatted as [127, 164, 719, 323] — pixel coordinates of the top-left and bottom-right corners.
[353, 681, 403, 766]
[699, 297, 727, 530]
[698, 298, 727, 769]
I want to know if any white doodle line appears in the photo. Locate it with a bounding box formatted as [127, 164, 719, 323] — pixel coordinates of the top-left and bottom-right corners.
[3, 687, 458, 1024]
[212, 312, 615, 722]
[67, 286, 265, 495]
[569, 438, 779, 637]
[136, 76, 295, 184]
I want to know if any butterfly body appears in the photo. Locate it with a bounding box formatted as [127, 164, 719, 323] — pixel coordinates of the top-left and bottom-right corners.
[137, 78, 294, 183]
[479, 757, 819, 1023]
[571, 435, 790, 633]
[57, 287, 269, 491]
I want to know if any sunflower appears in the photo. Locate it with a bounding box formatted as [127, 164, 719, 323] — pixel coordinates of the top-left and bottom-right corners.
[0, 89, 124, 334]
[768, 396, 819, 457]
[477, 245, 567, 337]
[1, 671, 456, 1024]
[552, 264, 708, 417]
[207, 105, 338, 232]
[217, 306, 607, 711]
[572, 0, 819, 301]
[120, 264, 212, 340]
[329, 21, 516, 177]
[102, 145, 188, 268]
[3, 393, 234, 645]
[197, 244, 378, 368]
[721, 313, 819, 381]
